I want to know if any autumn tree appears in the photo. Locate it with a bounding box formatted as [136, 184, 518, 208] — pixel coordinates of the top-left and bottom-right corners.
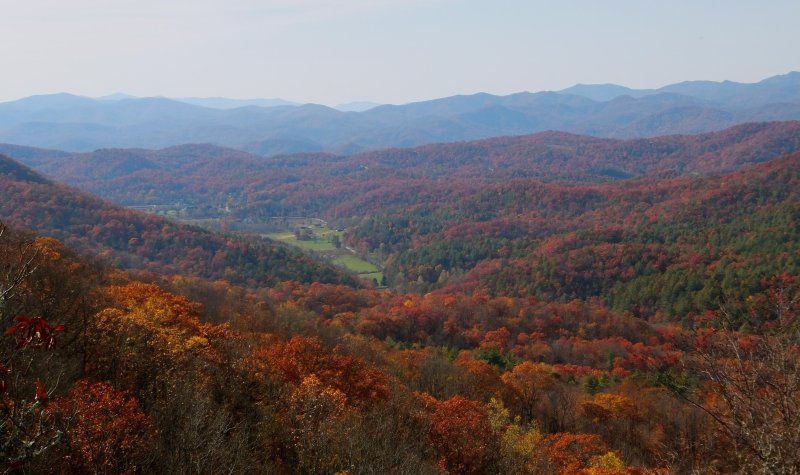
[674, 277, 800, 474]
[534, 433, 617, 475]
[250, 335, 390, 407]
[486, 397, 542, 474]
[48, 380, 155, 473]
[501, 361, 555, 423]
[1, 316, 63, 468]
[427, 395, 497, 474]
[86, 283, 230, 398]
[0, 224, 78, 468]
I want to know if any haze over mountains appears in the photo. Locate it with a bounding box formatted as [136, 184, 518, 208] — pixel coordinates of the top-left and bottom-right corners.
[1, 72, 798, 156]
[4, 0, 800, 468]
[560, 71, 800, 104]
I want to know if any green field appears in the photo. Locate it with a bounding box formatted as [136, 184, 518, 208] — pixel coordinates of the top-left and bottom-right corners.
[265, 227, 384, 286]
[265, 228, 343, 252]
[332, 255, 379, 273]
[266, 232, 336, 251]
[332, 257, 383, 286]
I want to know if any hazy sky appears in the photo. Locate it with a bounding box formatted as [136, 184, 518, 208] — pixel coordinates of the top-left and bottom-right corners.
[1, 0, 798, 105]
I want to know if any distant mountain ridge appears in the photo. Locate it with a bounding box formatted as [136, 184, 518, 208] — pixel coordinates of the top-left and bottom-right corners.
[0, 72, 798, 154]
[559, 71, 800, 106]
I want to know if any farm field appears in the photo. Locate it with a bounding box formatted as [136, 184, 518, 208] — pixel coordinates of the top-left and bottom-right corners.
[332, 255, 380, 274]
[265, 226, 384, 286]
[266, 231, 339, 252]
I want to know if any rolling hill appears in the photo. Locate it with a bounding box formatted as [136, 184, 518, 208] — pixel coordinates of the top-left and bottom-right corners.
[9, 121, 800, 221]
[0, 154, 356, 287]
[368, 151, 800, 319]
[4, 122, 799, 319]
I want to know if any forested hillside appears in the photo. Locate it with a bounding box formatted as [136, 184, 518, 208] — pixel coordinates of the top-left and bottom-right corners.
[0, 154, 355, 287]
[7, 123, 799, 319]
[9, 121, 800, 215]
[1, 123, 799, 473]
[2, 220, 797, 473]
[355, 153, 800, 319]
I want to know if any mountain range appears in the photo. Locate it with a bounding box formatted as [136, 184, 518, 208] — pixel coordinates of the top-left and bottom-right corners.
[561, 71, 800, 106]
[1, 72, 798, 155]
[5, 120, 798, 212]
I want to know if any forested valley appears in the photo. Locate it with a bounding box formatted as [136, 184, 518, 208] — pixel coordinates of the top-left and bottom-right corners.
[1, 122, 799, 473]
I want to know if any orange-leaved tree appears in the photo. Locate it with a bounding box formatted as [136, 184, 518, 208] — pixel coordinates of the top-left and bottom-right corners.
[49, 380, 155, 473]
[427, 395, 497, 474]
[250, 335, 390, 407]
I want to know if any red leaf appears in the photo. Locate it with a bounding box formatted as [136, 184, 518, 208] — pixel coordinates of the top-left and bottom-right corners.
[35, 381, 48, 406]
[3, 325, 20, 336]
[4, 316, 63, 350]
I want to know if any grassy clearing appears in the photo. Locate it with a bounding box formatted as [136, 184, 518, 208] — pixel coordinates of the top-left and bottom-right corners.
[265, 232, 296, 241]
[265, 230, 343, 252]
[265, 225, 385, 286]
[286, 238, 338, 252]
[332, 255, 379, 273]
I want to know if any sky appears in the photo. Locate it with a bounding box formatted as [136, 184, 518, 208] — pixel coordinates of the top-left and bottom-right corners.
[1, 0, 798, 106]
